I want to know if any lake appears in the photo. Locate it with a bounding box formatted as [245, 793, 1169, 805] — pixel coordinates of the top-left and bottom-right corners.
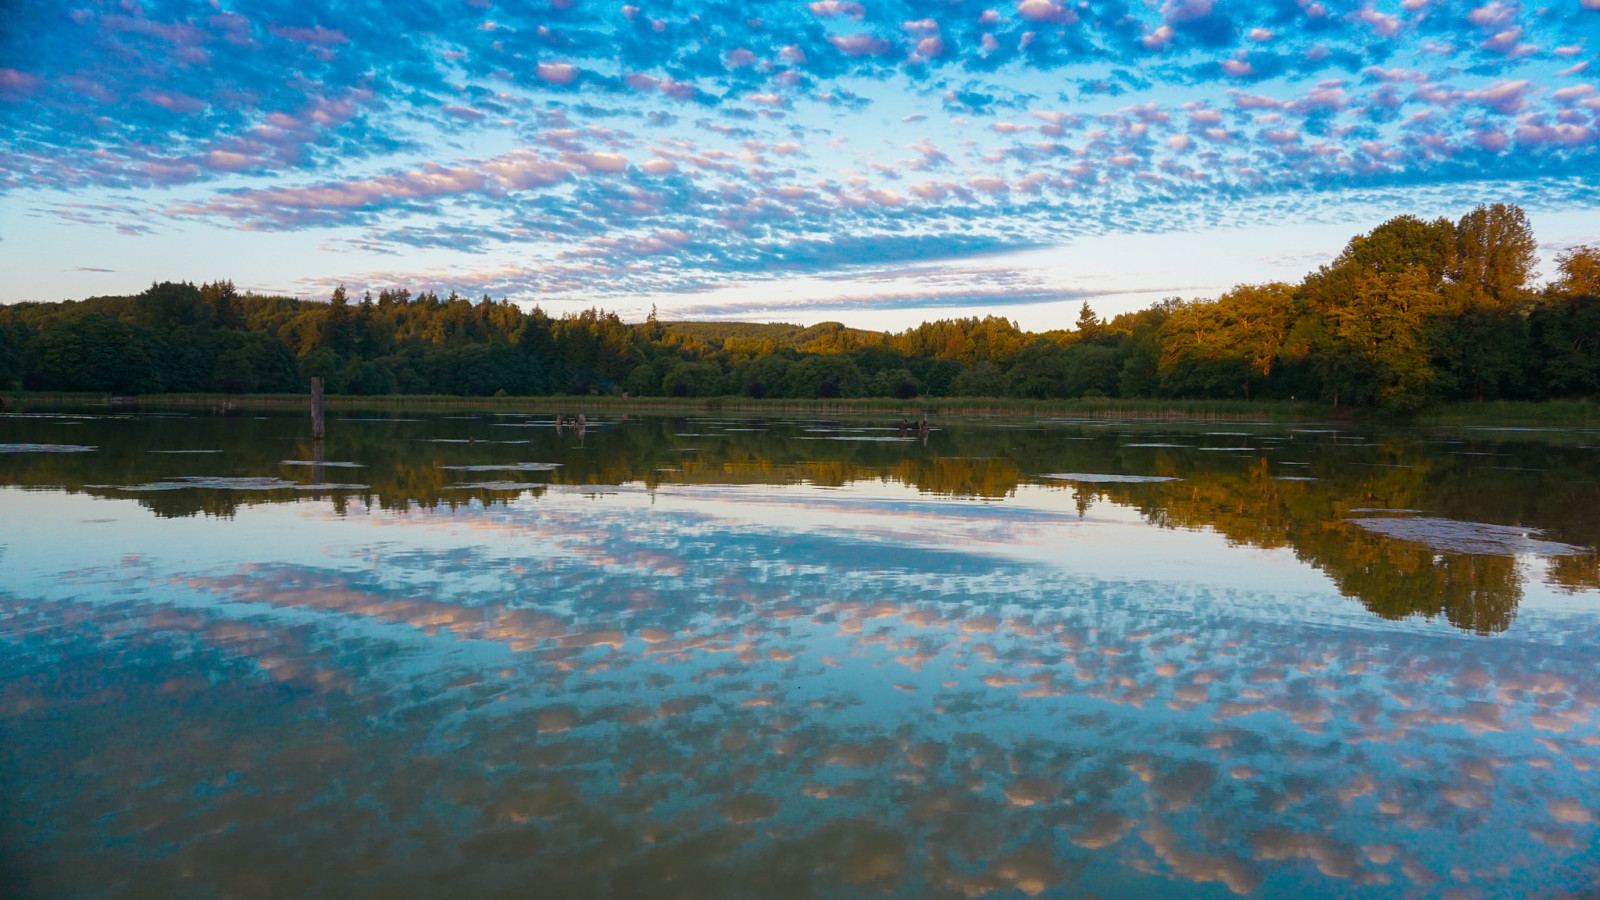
[2, 408, 1599, 898]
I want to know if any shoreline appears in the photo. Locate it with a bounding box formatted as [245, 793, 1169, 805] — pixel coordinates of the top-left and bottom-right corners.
[4, 391, 1319, 421]
[5, 391, 1598, 424]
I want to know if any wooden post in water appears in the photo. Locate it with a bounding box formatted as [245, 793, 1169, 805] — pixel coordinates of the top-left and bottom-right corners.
[310, 377, 325, 440]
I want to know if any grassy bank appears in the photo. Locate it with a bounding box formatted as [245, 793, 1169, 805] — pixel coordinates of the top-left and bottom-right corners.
[1416, 400, 1600, 426]
[5, 391, 1326, 421]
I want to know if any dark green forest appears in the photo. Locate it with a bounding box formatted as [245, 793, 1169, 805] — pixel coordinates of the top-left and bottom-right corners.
[3, 204, 1597, 411]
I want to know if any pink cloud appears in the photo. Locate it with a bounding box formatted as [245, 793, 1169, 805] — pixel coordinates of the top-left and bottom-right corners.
[562, 151, 628, 172]
[1468, 79, 1533, 114]
[1552, 84, 1597, 104]
[171, 149, 580, 225]
[1467, 1, 1516, 27]
[0, 68, 38, 97]
[1143, 25, 1176, 49]
[1018, 0, 1077, 24]
[1516, 122, 1595, 147]
[143, 90, 206, 114]
[829, 34, 894, 56]
[202, 150, 258, 171]
[808, 0, 865, 18]
[1473, 129, 1509, 151]
[267, 24, 349, 45]
[1162, 0, 1214, 23]
[1357, 8, 1400, 36]
[536, 63, 579, 85]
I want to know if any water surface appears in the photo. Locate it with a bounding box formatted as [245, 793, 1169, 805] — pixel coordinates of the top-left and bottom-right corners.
[3, 410, 1599, 898]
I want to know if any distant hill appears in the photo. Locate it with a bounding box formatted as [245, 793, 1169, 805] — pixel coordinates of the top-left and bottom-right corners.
[660, 320, 886, 350]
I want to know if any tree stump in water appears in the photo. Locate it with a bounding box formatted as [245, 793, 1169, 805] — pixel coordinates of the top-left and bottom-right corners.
[310, 377, 325, 440]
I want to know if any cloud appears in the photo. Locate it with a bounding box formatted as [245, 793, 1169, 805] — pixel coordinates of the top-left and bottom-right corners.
[3, 0, 1597, 308]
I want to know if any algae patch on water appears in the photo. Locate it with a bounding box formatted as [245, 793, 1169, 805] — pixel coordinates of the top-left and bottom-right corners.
[1345, 516, 1586, 557]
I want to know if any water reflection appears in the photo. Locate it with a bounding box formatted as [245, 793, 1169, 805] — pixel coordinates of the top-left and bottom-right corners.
[3, 412, 1597, 633]
[1, 412, 1599, 898]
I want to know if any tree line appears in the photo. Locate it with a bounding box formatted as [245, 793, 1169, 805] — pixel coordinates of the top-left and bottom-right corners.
[2, 204, 1597, 411]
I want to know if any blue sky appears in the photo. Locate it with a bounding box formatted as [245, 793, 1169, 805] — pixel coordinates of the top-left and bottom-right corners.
[2, 0, 1598, 328]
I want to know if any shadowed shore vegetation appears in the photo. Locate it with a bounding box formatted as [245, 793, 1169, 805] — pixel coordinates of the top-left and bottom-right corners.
[3, 205, 1597, 413]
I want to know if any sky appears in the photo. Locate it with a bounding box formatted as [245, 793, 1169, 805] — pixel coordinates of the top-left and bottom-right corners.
[1, 0, 1598, 329]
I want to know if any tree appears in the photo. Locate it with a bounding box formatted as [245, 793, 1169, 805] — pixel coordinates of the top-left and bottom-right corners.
[1075, 302, 1101, 342]
[787, 355, 863, 398]
[1554, 245, 1600, 297]
[1451, 203, 1538, 309]
[952, 360, 1005, 396]
[1063, 344, 1119, 397]
[1006, 339, 1071, 398]
[1301, 218, 1459, 410]
[661, 361, 721, 397]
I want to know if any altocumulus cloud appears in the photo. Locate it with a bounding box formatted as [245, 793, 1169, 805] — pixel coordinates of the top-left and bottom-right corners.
[1, 0, 1598, 309]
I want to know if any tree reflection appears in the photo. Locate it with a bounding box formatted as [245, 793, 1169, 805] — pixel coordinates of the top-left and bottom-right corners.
[2, 412, 1597, 633]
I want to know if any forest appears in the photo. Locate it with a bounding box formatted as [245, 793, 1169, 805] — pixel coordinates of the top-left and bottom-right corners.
[2, 204, 1597, 412]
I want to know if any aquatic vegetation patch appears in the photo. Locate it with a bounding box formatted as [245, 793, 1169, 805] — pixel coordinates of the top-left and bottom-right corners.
[1345, 516, 1586, 557]
[437, 462, 562, 472]
[0, 444, 97, 453]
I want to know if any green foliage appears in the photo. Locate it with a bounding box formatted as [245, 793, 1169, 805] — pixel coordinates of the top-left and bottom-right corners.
[787, 355, 864, 398]
[1006, 339, 1070, 399]
[952, 360, 1005, 397]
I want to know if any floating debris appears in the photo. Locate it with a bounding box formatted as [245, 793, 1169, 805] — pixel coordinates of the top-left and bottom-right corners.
[1345, 516, 1586, 557]
[438, 462, 562, 472]
[281, 460, 365, 468]
[445, 481, 538, 491]
[0, 444, 97, 453]
[1123, 443, 1190, 448]
[148, 449, 222, 454]
[1348, 508, 1420, 514]
[1041, 473, 1178, 483]
[796, 435, 917, 442]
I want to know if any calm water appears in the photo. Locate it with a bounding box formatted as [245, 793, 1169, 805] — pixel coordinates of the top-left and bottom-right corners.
[3, 409, 1599, 899]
